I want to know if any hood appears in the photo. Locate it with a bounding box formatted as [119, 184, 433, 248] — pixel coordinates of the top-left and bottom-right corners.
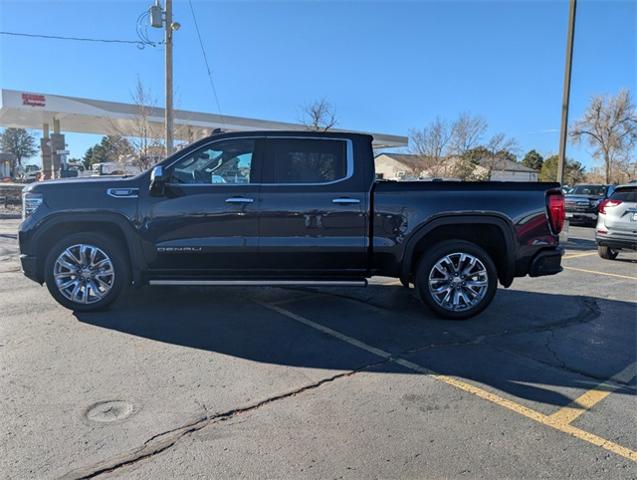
[24, 174, 145, 193]
[565, 194, 602, 202]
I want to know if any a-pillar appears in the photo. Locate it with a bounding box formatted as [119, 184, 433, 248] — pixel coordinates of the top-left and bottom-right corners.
[41, 123, 52, 180]
[50, 118, 65, 179]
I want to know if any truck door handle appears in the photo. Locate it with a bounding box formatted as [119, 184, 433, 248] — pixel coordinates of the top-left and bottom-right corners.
[225, 197, 254, 204]
[332, 197, 360, 205]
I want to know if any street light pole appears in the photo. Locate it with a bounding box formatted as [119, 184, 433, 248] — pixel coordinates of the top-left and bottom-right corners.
[164, 0, 174, 156]
[557, 0, 577, 184]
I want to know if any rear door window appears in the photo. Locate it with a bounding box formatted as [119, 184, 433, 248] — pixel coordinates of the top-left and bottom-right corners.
[264, 138, 348, 184]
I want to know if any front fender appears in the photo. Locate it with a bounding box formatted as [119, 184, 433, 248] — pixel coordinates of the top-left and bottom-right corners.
[24, 211, 145, 285]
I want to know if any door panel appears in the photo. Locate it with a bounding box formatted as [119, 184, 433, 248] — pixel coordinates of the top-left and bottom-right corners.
[145, 186, 260, 272]
[257, 137, 368, 275]
[143, 138, 263, 275]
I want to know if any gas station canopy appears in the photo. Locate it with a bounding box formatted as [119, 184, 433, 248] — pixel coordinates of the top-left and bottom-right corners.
[0, 89, 407, 148]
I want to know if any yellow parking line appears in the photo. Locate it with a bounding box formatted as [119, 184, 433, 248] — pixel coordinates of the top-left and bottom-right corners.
[548, 362, 636, 425]
[563, 252, 598, 259]
[257, 300, 637, 463]
[549, 390, 612, 425]
[563, 266, 637, 281]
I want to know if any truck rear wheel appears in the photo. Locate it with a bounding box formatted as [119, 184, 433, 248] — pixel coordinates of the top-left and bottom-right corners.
[415, 240, 498, 320]
[44, 232, 129, 312]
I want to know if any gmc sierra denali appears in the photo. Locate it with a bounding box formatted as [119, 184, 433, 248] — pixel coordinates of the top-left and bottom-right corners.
[19, 131, 565, 319]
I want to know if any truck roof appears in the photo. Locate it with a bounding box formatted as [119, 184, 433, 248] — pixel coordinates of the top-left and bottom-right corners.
[204, 130, 374, 141]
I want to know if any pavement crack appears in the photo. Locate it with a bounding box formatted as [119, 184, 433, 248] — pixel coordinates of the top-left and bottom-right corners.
[495, 345, 637, 391]
[403, 296, 601, 355]
[58, 361, 384, 480]
[543, 328, 567, 369]
[280, 289, 603, 357]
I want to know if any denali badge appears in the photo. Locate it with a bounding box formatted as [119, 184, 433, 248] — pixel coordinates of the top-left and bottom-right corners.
[157, 247, 203, 253]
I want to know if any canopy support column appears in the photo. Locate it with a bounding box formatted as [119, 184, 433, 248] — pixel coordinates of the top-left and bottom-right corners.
[41, 123, 51, 180]
[50, 118, 64, 179]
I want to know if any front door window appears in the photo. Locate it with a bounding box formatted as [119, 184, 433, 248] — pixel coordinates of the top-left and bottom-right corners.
[170, 139, 255, 185]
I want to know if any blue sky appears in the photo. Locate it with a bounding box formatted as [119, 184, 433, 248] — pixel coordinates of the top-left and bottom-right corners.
[1, 0, 635, 169]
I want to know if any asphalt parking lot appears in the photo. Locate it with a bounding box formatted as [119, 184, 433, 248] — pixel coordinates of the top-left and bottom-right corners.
[1, 218, 636, 479]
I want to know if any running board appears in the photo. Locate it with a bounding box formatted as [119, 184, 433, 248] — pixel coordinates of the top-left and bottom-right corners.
[148, 279, 368, 287]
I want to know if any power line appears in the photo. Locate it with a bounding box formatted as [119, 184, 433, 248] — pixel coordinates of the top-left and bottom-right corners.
[135, 11, 160, 47]
[188, 0, 227, 127]
[0, 31, 160, 48]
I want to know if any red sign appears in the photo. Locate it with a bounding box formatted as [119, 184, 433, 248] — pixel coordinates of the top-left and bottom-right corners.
[22, 93, 46, 107]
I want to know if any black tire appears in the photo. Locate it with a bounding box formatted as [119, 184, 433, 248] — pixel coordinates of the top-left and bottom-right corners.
[414, 240, 498, 320]
[44, 232, 130, 311]
[597, 245, 619, 260]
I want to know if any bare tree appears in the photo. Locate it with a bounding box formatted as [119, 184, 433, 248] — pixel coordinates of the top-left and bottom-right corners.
[409, 117, 452, 177]
[409, 113, 519, 181]
[486, 132, 518, 156]
[473, 132, 518, 178]
[301, 98, 337, 131]
[570, 89, 637, 183]
[108, 78, 165, 171]
[448, 113, 488, 156]
[129, 79, 165, 170]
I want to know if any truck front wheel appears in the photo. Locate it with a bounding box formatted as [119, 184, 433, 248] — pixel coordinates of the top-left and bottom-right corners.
[44, 232, 130, 312]
[415, 240, 498, 320]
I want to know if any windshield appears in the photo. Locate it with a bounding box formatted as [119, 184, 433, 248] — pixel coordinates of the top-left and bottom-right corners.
[570, 185, 605, 196]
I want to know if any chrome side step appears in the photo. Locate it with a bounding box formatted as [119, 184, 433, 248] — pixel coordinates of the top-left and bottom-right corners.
[149, 279, 367, 287]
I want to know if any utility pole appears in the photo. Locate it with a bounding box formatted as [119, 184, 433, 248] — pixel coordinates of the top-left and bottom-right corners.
[557, 0, 577, 184]
[164, 0, 174, 155]
[149, 0, 179, 155]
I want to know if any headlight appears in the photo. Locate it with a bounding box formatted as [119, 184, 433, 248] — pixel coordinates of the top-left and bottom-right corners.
[22, 192, 43, 218]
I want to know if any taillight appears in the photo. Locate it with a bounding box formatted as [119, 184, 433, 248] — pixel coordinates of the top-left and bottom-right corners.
[598, 199, 622, 214]
[547, 192, 565, 234]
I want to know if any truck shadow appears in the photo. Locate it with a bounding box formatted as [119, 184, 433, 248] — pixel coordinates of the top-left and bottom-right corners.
[75, 284, 636, 411]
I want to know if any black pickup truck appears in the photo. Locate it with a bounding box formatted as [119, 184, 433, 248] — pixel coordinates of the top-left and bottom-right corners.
[19, 131, 565, 319]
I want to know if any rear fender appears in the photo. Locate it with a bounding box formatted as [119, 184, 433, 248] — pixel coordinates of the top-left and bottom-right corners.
[401, 214, 517, 287]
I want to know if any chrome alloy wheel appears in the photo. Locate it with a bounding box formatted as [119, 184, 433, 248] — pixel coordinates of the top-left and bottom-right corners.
[53, 244, 115, 304]
[428, 252, 489, 312]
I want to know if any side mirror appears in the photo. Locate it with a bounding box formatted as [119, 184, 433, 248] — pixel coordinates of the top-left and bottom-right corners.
[149, 165, 167, 196]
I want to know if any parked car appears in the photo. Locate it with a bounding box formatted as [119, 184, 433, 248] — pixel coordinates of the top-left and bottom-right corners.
[596, 184, 637, 259]
[23, 170, 42, 183]
[565, 184, 614, 227]
[60, 167, 79, 178]
[19, 131, 565, 319]
[91, 162, 140, 177]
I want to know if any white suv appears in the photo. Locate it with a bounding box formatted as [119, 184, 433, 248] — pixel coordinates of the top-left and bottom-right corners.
[596, 185, 637, 260]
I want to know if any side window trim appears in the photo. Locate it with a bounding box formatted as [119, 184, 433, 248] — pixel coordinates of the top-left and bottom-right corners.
[261, 137, 354, 186]
[163, 135, 353, 187]
[165, 137, 263, 187]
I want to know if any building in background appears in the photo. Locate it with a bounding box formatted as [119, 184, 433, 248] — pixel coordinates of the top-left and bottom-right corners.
[374, 153, 425, 180]
[483, 158, 539, 182]
[375, 152, 538, 182]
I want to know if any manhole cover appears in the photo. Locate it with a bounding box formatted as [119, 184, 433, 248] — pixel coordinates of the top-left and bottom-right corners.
[85, 400, 135, 423]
